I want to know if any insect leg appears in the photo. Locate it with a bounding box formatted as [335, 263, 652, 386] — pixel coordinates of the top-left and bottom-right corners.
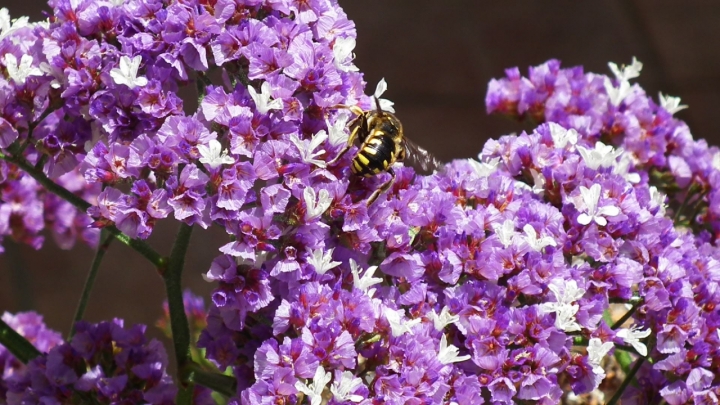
[366, 167, 395, 206]
[327, 125, 360, 166]
[330, 104, 365, 117]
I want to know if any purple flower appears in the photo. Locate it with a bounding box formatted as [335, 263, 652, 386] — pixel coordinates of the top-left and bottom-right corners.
[5, 319, 175, 404]
[2, 0, 720, 402]
[0, 312, 63, 399]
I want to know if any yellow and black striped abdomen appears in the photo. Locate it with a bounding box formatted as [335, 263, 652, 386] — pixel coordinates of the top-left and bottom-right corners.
[351, 133, 398, 177]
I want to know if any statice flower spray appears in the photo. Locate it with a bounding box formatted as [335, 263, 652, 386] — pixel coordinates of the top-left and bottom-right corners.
[0, 1, 718, 404]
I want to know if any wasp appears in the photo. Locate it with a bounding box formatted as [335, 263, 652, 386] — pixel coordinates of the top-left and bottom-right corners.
[328, 98, 443, 205]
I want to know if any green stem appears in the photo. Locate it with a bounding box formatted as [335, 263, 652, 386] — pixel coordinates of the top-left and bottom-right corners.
[68, 229, 114, 340]
[33, 155, 48, 171]
[236, 63, 251, 87]
[0, 151, 164, 267]
[611, 301, 640, 330]
[614, 343, 645, 357]
[3, 148, 92, 211]
[164, 223, 194, 402]
[184, 363, 237, 398]
[673, 183, 700, 223]
[176, 384, 194, 405]
[105, 226, 165, 268]
[0, 318, 41, 363]
[609, 296, 643, 305]
[607, 357, 645, 405]
[196, 73, 212, 105]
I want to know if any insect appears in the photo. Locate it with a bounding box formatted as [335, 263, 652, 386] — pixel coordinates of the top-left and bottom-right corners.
[328, 98, 443, 205]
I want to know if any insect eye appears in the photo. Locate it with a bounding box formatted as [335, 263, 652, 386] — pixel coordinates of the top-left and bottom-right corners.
[380, 121, 398, 136]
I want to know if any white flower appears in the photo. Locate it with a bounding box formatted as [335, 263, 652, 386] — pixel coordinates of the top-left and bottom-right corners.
[330, 371, 364, 403]
[4, 54, 42, 85]
[613, 153, 641, 184]
[617, 326, 651, 357]
[658, 92, 688, 115]
[604, 77, 632, 107]
[604, 58, 641, 107]
[198, 139, 235, 169]
[587, 338, 614, 369]
[577, 141, 622, 170]
[492, 219, 516, 248]
[373, 78, 395, 113]
[575, 183, 620, 226]
[649, 186, 667, 216]
[306, 247, 340, 275]
[303, 187, 332, 221]
[548, 278, 585, 305]
[332, 36, 359, 73]
[548, 122, 578, 149]
[327, 111, 351, 147]
[469, 157, 500, 177]
[350, 259, 382, 297]
[248, 81, 283, 114]
[587, 338, 614, 390]
[38, 61, 62, 89]
[522, 224, 557, 252]
[384, 307, 420, 337]
[295, 366, 332, 405]
[110, 55, 148, 89]
[438, 334, 471, 365]
[429, 306, 460, 331]
[539, 279, 586, 332]
[290, 131, 328, 168]
[608, 57, 643, 81]
[553, 304, 582, 332]
[0, 8, 28, 41]
[529, 168, 546, 196]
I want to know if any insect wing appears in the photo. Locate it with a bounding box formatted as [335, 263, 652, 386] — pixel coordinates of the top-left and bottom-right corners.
[402, 137, 443, 175]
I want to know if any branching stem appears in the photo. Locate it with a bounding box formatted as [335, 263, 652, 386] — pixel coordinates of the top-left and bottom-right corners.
[69, 229, 114, 339]
[0, 150, 164, 267]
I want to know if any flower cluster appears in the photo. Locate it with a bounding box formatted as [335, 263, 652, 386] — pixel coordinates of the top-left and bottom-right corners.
[4, 319, 176, 404]
[486, 58, 720, 238]
[485, 59, 720, 403]
[1, 0, 719, 403]
[0, 311, 62, 400]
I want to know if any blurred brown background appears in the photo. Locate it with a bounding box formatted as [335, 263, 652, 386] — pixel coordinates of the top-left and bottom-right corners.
[1, 0, 719, 345]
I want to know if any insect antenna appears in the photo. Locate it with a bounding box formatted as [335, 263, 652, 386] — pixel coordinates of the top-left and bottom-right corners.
[373, 96, 384, 116]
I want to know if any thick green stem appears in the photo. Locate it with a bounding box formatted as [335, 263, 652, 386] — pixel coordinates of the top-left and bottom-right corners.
[164, 223, 194, 403]
[0, 151, 164, 267]
[607, 357, 645, 405]
[69, 229, 114, 340]
[176, 385, 195, 405]
[184, 363, 237, 398]
[0, 318, 41, 363]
